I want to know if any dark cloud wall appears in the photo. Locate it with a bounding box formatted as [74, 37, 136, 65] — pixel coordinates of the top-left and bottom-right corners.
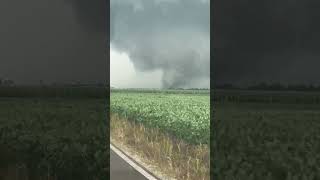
[0, 0, 107, 85]
[65, 0, 107, 34]
[111, 0, 210, 89]
[214, 0, 320, 86]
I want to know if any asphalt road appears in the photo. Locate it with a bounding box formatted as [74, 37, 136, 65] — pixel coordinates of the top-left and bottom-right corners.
[110, 149, 148, 180]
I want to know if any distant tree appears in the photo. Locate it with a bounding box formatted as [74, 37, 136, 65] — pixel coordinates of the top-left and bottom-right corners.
[268, 83, 286, 91]
[248, 82, 268, 90]
[2, 79, 14, 86]
[308, 84, 315, 90]
[216, 83, 236, 89]
[7, 80, 14, 86]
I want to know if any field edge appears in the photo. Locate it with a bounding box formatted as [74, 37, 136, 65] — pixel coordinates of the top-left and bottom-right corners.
[110, 113, 210, 180]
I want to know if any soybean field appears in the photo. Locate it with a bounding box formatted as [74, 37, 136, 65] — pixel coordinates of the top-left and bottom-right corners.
[111, 90, 210, 144]
[212, 89, 320, 180]
[0, 87, 108, 180]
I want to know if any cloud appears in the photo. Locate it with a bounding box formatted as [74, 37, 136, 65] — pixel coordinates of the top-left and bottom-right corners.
[0, 0, 107, 85]
[110, 0, 210, 88]
[111, 47, 162, 88]
[214, 0, 320, 86]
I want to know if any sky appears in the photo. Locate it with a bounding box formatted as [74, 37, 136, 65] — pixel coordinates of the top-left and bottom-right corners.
[214, 0, 320, 86]
[110, 46, 162, 88]
[110, 0, 210, 89]
[0, 0, 107, 85]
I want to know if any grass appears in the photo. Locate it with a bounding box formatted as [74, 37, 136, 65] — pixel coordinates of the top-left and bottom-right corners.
[0, 97, 108, 180]
[212, 100, 320, 179]
[0, 164, 57, 180]
[110, 114, 209, 180]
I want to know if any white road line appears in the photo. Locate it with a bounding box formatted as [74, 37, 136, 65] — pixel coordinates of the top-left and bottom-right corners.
[110, 144, 159, 180]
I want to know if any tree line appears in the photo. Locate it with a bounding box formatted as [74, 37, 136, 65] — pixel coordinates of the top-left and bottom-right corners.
[0, 78, 14, 86]
[216, 82, 320, 91]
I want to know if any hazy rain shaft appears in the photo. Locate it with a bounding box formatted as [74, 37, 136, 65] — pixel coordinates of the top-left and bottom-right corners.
[111, 0, 210, 89]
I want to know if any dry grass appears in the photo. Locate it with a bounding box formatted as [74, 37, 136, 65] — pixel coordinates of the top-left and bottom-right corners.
[110, 113, 210, 180]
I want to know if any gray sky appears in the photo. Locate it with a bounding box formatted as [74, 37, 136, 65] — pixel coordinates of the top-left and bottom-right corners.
[0, 0, 107, 85]
[110, 0, 210, 89]
[111, 46, 162, 88]
[214, 0, 320, 86]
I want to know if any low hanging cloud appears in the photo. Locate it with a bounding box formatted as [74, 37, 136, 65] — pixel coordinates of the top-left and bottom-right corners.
[110, 47, 163, 88]
[111, 0, 210, 88]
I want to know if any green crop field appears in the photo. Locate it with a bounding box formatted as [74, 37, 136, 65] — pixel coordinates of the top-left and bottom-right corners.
[0, 87, 108, 180]
[111, 89, 210, 144]
[110, 89, 210, 180]
[212, 90, 320, 180]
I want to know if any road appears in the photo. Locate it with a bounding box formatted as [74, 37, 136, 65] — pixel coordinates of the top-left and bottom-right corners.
[110, 144, 157, 180]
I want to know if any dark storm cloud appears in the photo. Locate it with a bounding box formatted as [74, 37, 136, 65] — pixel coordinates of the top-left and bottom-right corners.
[214, 0, 320, 86]
[111, 0, 210, 88]
[65, 0, 107, 34]
[0, 0, 107, 85]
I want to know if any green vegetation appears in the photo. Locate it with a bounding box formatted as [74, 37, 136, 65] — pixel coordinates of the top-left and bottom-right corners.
[110, 89, 210, 180]
[0, 87, 108, 180]
[111, 114, 209, 180]
[212, 90, 320, 180]
[0, 86, 107, 98]
[111, 88, 209, 95]
[216, 82, 320, 91]
[111, 90, 210, 144]
[214, 89, 320, 104]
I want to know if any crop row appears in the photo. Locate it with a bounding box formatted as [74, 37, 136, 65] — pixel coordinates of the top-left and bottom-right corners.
[0, 98, 108, 179]
[212, 102, 320, 179]
[111, 92, 210, 144]
[214, 89, 320, 104]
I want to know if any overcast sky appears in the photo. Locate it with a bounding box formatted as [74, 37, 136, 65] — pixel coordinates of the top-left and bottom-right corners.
[111, 46, 162, 88]
[110, 0, 210, 89]
[214, 0, 320, 86]
[0, 0, 107, 85]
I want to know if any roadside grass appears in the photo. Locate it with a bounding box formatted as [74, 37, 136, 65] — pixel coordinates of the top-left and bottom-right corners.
[110, 113, 210, 180]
